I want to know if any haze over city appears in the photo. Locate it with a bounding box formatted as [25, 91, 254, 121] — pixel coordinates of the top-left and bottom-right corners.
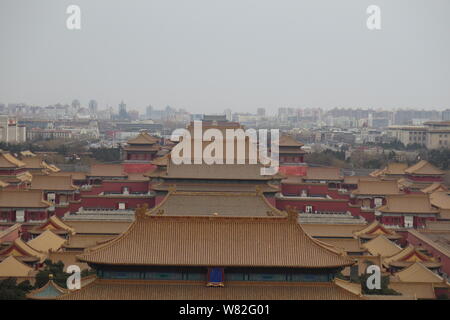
[1, 0, 450, 113]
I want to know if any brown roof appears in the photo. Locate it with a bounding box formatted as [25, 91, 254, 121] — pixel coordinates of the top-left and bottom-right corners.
[384, 246, 440, 268]
[151, 154, 169, 166]
[64, 234, 116, 250]
[343, 176, 378, 185]
[152, 182, 278, 193]
[389, 282, 436, 299]
[0, 179, 9, 188]
[30, 216, 75, 235]
[369, 168, 385, 177]
[424, 220, 450, 231]
[394, 262, 446, 283]
[89, 164, 126, 177]
[405, 160, 444, 176]
[362, 235, 402, 257]
[352, 180, 402, 196]
[50, 171, 87, 181]
[0, 223, 21, 241]
[408, 229, 450, 258]
[0, 171, 33, 184]
[0, 256, 33, 277]
[304, 167, 342, 181]
[429, 191, 450, 210]
[30, 175, 78, 191]
[384, 163, 409, 175]
[122, 145, 160, 152]
[0, 238, 46, 263]
[0, 190, 51, 208]
[58, 279, 362, 300]
[150, 191, 283, 217]
[354, 221, 402, 240]
[127, 132, 159, 145]
[320, 238, 364, 254]
[149, 162, 283, 181]
[301, 224, 367, 238]
[66, 220, 131, 235]
[0, 152, 25, 168]
[20, 150, 36, 157]
[21, 156, 60, 173]
[421, 183, 448, 194]
[278, 135, 304, 147]
[78, 212, 355, 269]
[378, 194, 439, 214]
[27, 230, 67, 253]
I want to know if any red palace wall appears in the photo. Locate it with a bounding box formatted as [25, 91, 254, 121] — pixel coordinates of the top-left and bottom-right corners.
[355, 210, 374, 222]
[279, 155, 304, 164]
[0, 210, 49, 223]
[126, 153, 154, 161]
[406, 175, 443, 182]
[54, 206, 70, 218]
[407, 232, 450, 276]
[81, 181, 150, 195]
[282, 184, 328, 196]
[101, 181, 150, 193]
[0, 225, 21, 242]
[281, 183, 349, 200]
[80, 196, 155, 210]
[276, 198, 350, 213]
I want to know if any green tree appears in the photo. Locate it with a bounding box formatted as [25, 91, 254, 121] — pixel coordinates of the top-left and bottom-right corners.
[359, 273, 401, 295]
[0, 278, 33, 300]
[89, 147, 121, 162]
[34, 259, 69, 289]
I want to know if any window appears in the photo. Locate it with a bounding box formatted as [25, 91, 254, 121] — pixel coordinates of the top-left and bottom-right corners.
[144, 272, 183, 280]
[16, 210, 25, 222]
[374, 198, 383, 208]
[47, 193, 56, 204]
[118, 203, 126, 210]
[248, 273, 286, 281]
[404, 216, 414, 228]
[103, 271, 140, 279]
[207, 268, 224, 286]
[305, 205, 313, 213]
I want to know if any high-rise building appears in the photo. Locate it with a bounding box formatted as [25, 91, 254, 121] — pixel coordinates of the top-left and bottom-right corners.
[0, 116, 26, 142]
[224, 109, 232, 121]
[442, 109, 450, 121]
[88, 100, 98, 115]
[118, 101, 129, 120]
[146, 105, 153, 119]
[71, 99, 81, 112]
[257, 107, 266, 117]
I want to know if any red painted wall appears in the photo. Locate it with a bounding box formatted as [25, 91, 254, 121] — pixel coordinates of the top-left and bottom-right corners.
[80, 196, 155, 210]
[0, 225, 21, 242]
[407, 232, 450, 276]
[276, 198, 350, 213]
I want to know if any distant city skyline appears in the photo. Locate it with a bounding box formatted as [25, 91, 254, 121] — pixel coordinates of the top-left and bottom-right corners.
[1, 0, 450, 113]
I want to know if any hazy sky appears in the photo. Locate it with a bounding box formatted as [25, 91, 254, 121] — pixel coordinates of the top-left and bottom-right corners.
[1, 0, 449, 114]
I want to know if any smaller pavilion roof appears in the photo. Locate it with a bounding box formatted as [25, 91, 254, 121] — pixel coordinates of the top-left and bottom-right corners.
[0, 256, 33, 277]
[405, 160, 444, 176]
[361, 235, 402, 257]
[27, 230, 67, 253]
